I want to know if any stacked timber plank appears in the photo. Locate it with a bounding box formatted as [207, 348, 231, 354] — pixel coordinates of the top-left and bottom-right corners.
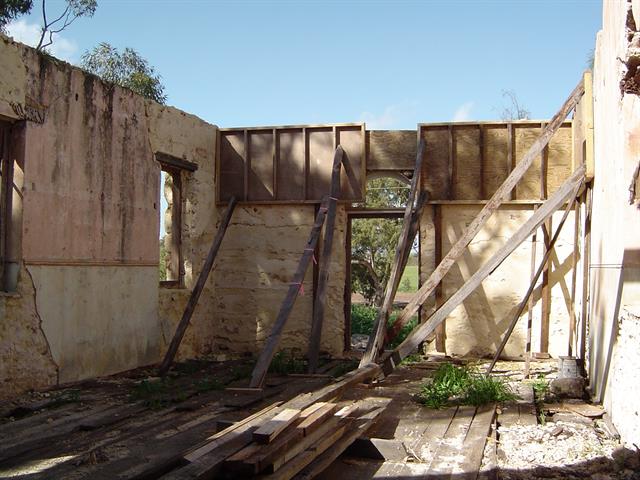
[163, 396, 389, 479]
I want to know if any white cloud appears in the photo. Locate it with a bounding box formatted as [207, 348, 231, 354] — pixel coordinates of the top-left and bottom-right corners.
[359, 102, 417, 130]
[6, 19, 78, 62]
[452, 101, 474, 122]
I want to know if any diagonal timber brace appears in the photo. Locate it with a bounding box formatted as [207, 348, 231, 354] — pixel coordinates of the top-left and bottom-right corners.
[486, 180, 584, 374]
[159, 196, 238, 376]
[359, 140, 426, 366]
[386, 79, 585, 344]
[250, 146, 345, 388]
[383, 164, 586, 373]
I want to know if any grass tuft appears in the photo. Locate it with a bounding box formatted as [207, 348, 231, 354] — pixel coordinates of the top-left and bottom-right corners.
[418, 363, 517, 409]
[268, 350, 306, 375]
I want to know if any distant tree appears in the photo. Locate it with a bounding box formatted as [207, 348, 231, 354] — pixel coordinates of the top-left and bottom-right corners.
[0, 0, 96, 50]
[351, 177, 410, 305]
[0, 0, 33, 32]
[36, 0, 97, 51]
[81, 43, 167, 103]
[500, 89, 530, 121]
[587, 48, 595, 70]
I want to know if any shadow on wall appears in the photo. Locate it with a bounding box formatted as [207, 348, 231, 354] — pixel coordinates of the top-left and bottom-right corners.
[442, 206, 578, 358]
[588, 241, 624, 403]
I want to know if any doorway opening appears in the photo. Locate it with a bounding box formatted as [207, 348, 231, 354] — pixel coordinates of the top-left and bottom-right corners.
[345, 175, 420, 352]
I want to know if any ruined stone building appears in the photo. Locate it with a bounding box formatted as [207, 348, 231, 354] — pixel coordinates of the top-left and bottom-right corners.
[0, 0, 638, 467]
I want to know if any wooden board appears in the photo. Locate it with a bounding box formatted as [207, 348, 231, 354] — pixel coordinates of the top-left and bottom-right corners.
[249, 129, 275, 201]
[253, 408, 301, 444]
[417, 121, 573, 202]
[366, 130, 417, 171]
[277, 129, 305, 200]
[219, 124, 365, 204]
[421, 126, 451, 200]
[454, 125, 482, 200]
[483, 125, 510, 198]
[219, 131, 245, 201]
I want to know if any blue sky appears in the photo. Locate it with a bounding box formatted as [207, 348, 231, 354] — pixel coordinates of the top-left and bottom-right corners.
[8, 0, 602, 129]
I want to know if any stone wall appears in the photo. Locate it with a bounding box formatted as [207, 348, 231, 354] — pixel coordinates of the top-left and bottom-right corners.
[0, 35, 346, 398]
[421, 205, 578, 358]
[590, 0, 640, 447]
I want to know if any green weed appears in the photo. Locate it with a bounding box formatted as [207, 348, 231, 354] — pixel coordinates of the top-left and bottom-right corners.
[418, 363, 516, 409]
[464, 375, 517, 406]
[401, 353, 422, 365]
[330, 360, 359, 378]
[195, 377, 224, 393]
[268, 350, 306, 375]
[530, 374, 549, 424]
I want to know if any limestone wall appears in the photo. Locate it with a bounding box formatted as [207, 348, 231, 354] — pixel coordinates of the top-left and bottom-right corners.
[589, 0, 640, 447]
[421, 205, 578, 358]
[0, 35, 346, 398]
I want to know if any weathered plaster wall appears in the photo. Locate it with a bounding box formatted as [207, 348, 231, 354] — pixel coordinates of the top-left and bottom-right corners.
[0, 270, 57, 399]
[421, 205, 577, 358]
[146, 102, 220, 360]
[209, 205, 344, 358]
[29, 266, 159, 383]
[590, 0, 640, 447]
[0, 35, 167, 391]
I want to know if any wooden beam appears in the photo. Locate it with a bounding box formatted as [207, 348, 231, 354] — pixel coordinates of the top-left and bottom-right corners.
[344, 218, 352, 352]
[292, 404, 389, 480]
[540, 122, 552, 354]
[273, 128, 278, 200]
[583, 71, 595, 180]
[568, 198, 579, 356]
[579, 187, 592, 361]
[524, 211, 538, 379]
[168, 170, 184, 284]
[249, 195, 332, 388]
[308, 147, 345, 372]
[359, 140, 425, 366]
[385, 80, 584, 344]
[486, 185, 582, 373]
[383, 165, 585, 370]
[448, 125, 455, 199]
[158, 197, 238, 376]
[253, 408, 301, 444]
[479, 124, 485, 199]
[507, 123, 514, 200]
[243, 130, 249, 201]
[155, 152, 199, 172]
[434, 204, 446, 353]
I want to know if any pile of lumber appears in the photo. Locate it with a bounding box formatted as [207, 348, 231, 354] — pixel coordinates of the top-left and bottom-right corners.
[165, 395, 389, 480]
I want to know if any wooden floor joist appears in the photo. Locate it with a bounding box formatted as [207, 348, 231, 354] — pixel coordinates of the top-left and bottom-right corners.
[384, 165, 586, 370]
[159, 196, 238, 376]
[360, 140, 425, 366]
[385, 79, 585, 344]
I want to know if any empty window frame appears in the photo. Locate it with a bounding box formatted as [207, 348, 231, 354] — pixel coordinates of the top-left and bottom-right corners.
[156, 152, 198, 288]
[0, 121, 15, 292]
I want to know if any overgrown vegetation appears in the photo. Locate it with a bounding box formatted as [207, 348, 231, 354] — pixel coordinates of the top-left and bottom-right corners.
[530, 374, 550, 424]
[268, 350, 306, 375]
[81, 42, 167, 103]
[351, 304, 418, 347]
[418, 363, 517, 409]
[330, 360, 359, 378]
